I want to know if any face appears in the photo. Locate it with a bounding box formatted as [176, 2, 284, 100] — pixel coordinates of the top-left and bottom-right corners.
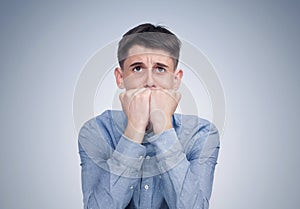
[115, 45, 183, 90]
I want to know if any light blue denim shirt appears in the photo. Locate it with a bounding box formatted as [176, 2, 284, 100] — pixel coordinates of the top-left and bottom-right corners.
[78, 110, 220, 209]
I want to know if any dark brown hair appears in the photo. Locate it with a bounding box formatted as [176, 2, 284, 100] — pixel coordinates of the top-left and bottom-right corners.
[117, 23, 181, 69]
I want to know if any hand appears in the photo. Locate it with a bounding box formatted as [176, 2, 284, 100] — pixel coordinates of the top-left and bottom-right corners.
[150, 89, 181, 134]
[119, 88, 151, 143]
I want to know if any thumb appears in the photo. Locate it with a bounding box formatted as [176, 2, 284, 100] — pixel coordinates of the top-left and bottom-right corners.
[119, 91, 125, 102]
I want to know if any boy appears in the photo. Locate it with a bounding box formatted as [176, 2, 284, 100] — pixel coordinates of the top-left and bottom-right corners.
[78, 23, 220, 209]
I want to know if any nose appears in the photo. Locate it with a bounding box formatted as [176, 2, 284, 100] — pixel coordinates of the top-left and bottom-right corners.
[144, 69, 156, 89]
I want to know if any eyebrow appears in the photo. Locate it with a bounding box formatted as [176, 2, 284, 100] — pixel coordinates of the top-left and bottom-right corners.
[129, 62, 169, 68]
[155, 62, 169, 68]
[129, 62, 143, 67]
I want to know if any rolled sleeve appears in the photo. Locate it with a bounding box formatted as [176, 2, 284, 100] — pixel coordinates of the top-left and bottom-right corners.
[148, 129, 186, 173]
[116, 135, 146, 158]
[107, 135, 147, 178]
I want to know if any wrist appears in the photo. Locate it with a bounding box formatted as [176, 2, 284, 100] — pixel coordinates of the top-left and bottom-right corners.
[153, 118, 173, 135]
[124, 123, 145, 144]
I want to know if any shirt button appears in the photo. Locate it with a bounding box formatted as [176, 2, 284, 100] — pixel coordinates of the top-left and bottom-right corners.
[130, 185, 134, 190]
[139, 156, 143, 160]
[146, 156, 150, 160]
[144, 184, 149, 190]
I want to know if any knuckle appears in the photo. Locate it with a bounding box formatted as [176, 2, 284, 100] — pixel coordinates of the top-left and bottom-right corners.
[119, 93, 124, 100]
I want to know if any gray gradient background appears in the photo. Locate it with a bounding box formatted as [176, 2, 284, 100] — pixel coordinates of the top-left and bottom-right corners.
[1, 0, 299, 209]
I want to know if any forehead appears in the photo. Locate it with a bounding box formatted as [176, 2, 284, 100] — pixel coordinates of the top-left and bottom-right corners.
[126, 45, 173, 62]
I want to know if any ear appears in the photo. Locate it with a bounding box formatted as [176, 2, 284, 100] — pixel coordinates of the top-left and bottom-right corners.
[114, 67, 125, 89]
[173, 69, 183, 90]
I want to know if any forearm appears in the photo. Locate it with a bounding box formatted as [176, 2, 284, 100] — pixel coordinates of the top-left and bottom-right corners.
[149, 128, 219, 209]
[79, 124, 146, 209]
[81, 163, 141, 209]
[81, 171, 140, 209]
[160, 157, 216, 209]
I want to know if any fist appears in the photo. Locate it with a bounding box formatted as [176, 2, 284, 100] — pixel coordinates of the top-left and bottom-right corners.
[119, 88, 151, 143]
[150, 90, 181, 134]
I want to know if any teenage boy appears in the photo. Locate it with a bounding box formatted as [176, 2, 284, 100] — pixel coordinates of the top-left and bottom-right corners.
[78, 23, 220, 209]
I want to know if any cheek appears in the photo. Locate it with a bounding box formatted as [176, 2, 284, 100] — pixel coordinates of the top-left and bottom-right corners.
[154, 74, 174, 89]
[123, 73, 146, 89]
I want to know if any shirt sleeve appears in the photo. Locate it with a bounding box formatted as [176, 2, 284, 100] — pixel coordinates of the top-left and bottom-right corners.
[148, 122, 220, 209]
[78, 118, 146, 209]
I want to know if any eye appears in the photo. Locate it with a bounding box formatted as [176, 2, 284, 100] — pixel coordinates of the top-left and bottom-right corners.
[154, 67, 166, 73]
[132, 66, 142, 72]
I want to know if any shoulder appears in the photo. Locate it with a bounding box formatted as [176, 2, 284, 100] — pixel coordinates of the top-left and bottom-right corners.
[78, 110, 126, 145]
[78, 110, 119, 160]
[80, 110, 124, 131]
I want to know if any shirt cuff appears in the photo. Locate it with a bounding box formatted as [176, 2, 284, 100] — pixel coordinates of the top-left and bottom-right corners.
[147, 128, 180, 155]
[148, 129, 186, 173]
[116, 134, 146, 158]
[108, 135, 146, 178]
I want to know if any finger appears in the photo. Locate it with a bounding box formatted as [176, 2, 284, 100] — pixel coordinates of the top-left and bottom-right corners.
[160, 89, 175, 98]
[126, 88, 146, 97]
[119, 91, 125, 101]
[134, 87, 147, 95]
[161, 89, 181, 102]
[142, 88, 152, 96]
[132, 88, 152, 99]
[175, 91, 181, 102]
